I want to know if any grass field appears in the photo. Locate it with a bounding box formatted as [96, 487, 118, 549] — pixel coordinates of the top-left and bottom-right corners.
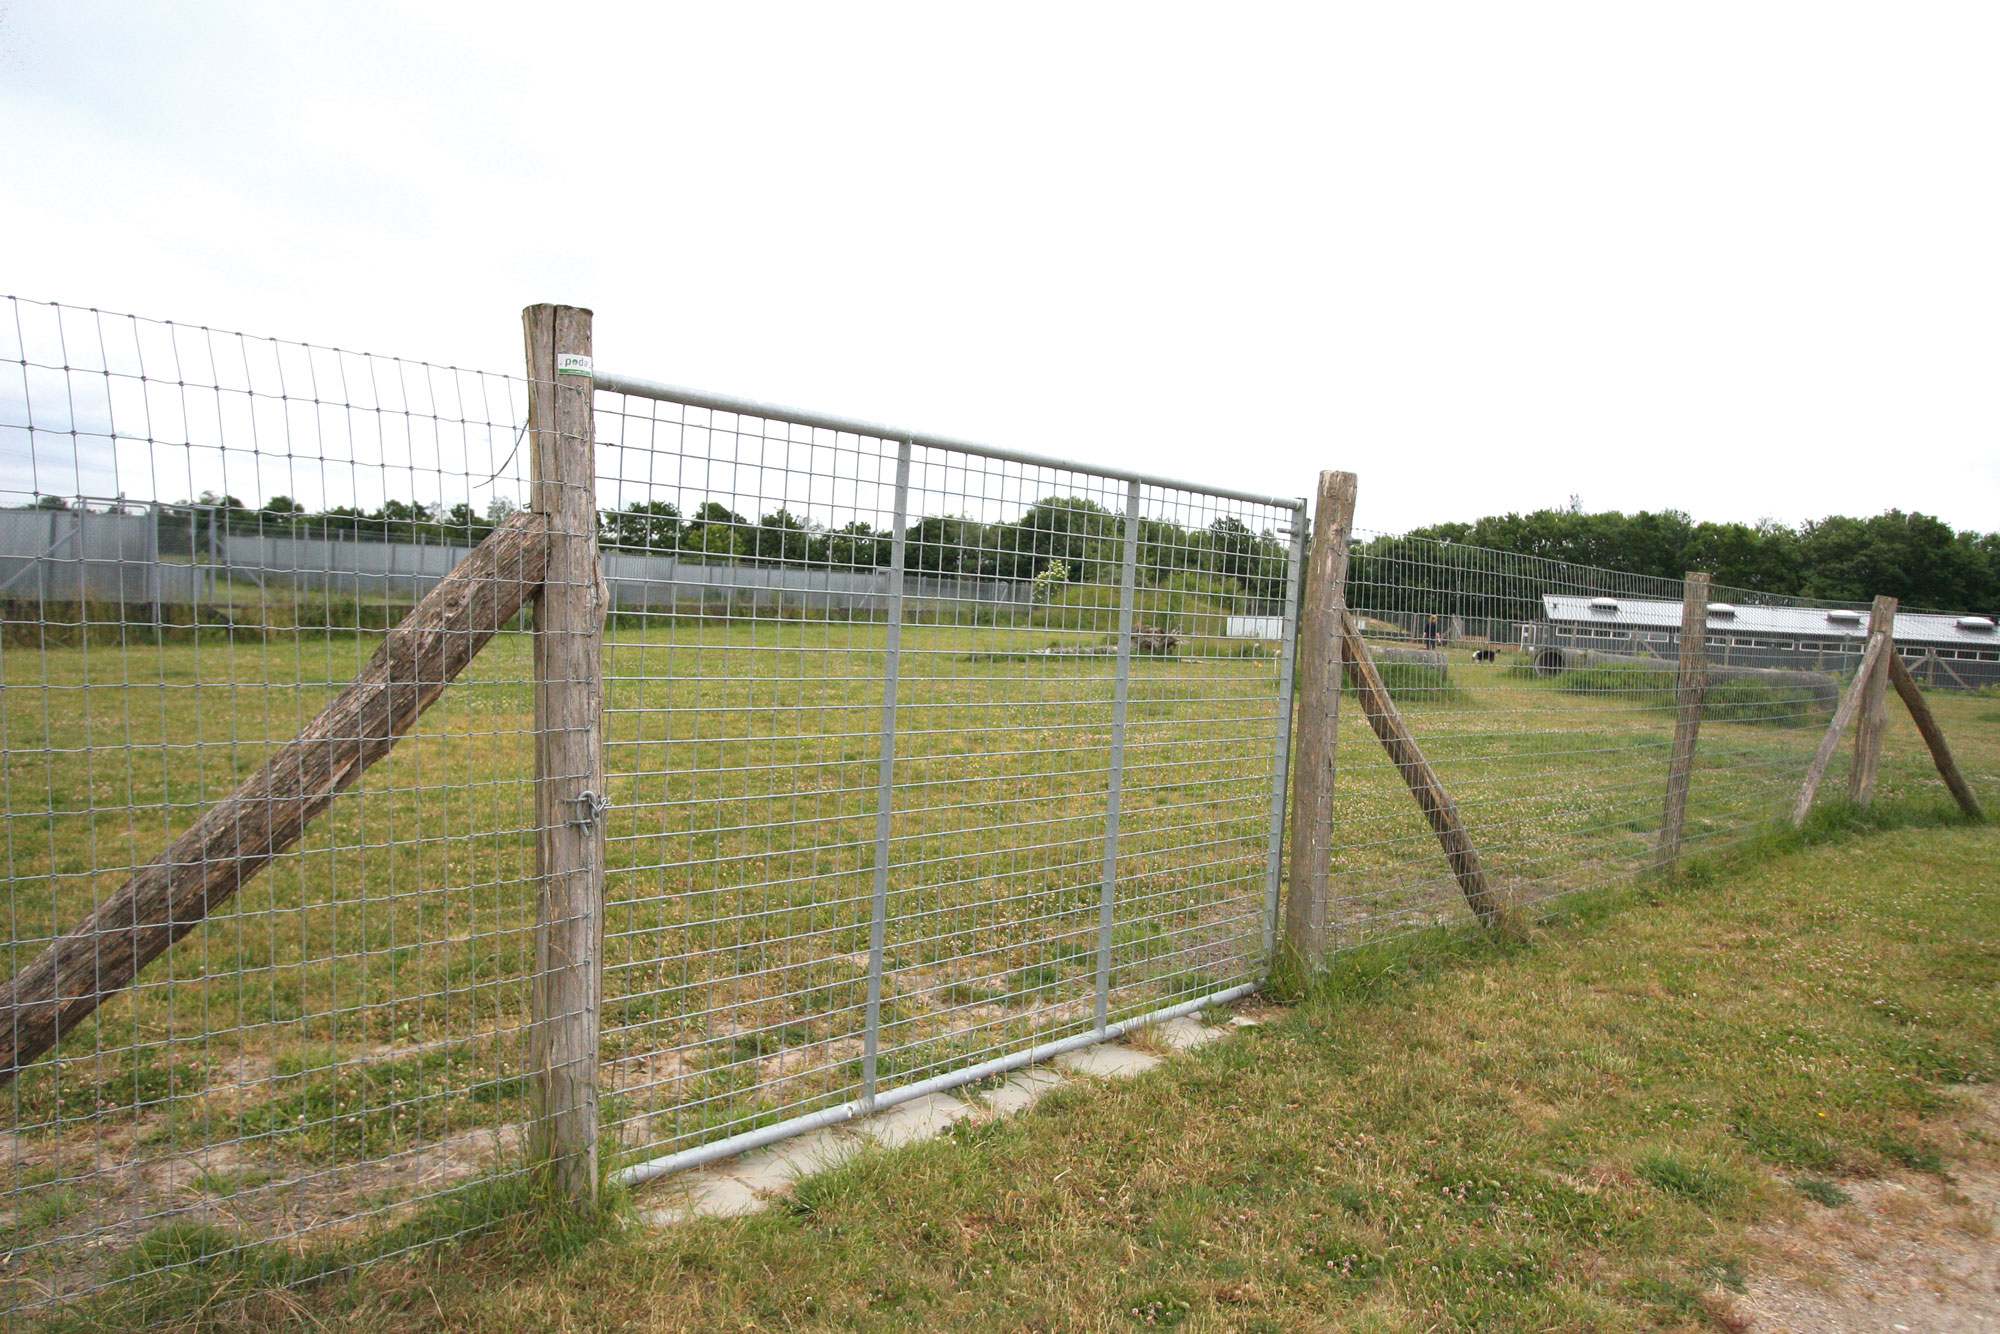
[2, 616, 1993, 1321]
[71, 802, 2000, 1332]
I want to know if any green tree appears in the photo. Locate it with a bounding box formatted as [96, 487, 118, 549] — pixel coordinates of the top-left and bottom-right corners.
[996, 497, 1114, 580]
[1797, 511, 1989, 608]
[603, 500, 681, 552]
[752, 509, 812, 564]
[905, 515, 992, 575]
[680, 501, 747, 561]
[824, 521, 889, 568]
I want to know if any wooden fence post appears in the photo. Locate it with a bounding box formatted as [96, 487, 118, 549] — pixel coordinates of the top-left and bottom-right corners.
[1847, 594, 1898, 808]
[524, 304, 605, 1203]
[1790, 604, 1895, 826]
[1654, 571, 1710, 874]
[1884, 652, 1984, 820]
[1338, 614, 1504, 926]
[1281, 470, 1357, 976]
[0, 514, 550, 1081]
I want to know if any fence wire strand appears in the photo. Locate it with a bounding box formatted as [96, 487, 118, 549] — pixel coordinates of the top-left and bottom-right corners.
[1, 297, 541, 1322]
[590, 388, 1301, 1171]
[0, 295, 1987, 1328]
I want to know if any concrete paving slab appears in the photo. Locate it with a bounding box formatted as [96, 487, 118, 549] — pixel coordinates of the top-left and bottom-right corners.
[1055, 1043, 1162, 1079]
[853, 1092, 975, 1149]
[640, 1172, 769, 1224]
[1153, 1016, 1227, 1051]
[724, 1127, 863, 1191]
[976, 1066, 1068, 1116]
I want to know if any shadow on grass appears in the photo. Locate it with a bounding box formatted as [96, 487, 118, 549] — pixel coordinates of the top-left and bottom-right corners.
[44, 1169, 624, 1334]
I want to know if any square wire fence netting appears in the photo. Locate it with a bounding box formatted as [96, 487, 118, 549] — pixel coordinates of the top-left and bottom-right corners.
[591, 385, 1304, 1173]
[1329, 529, 1877, 942]
[1, 297, 550, 1323]
[5, 292, 1966, 1330]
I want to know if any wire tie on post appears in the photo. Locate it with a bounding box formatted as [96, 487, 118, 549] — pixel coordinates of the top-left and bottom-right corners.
[568, 789, 609, 830]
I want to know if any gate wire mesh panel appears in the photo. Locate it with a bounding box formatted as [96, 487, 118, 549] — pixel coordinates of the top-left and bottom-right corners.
[0, 297, 541, 1325]
[591, 386, 1301, 1171]
[1331, 530, 1862, 944]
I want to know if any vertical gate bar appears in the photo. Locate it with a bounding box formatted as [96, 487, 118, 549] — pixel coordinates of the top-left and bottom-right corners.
[1094, 480, 1143, 1035]
[862, 438, 912, 1112]
[1261, 502, 1309, 957]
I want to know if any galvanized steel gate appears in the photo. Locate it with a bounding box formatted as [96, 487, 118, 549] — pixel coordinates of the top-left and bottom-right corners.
[589, 371, 1306, 1182]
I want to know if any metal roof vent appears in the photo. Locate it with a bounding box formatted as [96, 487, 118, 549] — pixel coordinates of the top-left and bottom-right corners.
[1707, 603, 1737, 618]
[1958, 615, 1996, 631]
[1588, 597, 1619, 613]
[1827, 609, 1862, 625]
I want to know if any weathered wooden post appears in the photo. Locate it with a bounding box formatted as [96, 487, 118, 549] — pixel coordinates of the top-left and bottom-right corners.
[1338, 613, 1503, 926]
[1791, 599, 1895, 826]
[1281, 470, 1357, 976]
[524, 304, 605, 1203]
[1884, 652, 1984, 820]
[1847, 594, 1898, 808]
[1654, 571, 1710, 874]
[0, 513, 550, 1080]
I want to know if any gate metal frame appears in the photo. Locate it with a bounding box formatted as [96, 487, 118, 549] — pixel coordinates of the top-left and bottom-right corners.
[590, 369, 1307, 1187]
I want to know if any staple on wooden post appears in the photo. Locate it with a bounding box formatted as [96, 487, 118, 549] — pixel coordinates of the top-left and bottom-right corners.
[1846, 595, 1898, 808]
[1654, 572, 1711, 874]
[1339, 612, 1504, 927]
[524, 303, 605, 1204]
[1281, 470, 1356, 975]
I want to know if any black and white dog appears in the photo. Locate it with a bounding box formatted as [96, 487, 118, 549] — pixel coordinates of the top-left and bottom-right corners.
[1472, 649, 1497, 663]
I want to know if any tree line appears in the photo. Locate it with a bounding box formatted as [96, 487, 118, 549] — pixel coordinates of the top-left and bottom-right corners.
[1383, 506, 2000, 612]
[127, 492, 1291, 603]
[41, 492, 1989, 614]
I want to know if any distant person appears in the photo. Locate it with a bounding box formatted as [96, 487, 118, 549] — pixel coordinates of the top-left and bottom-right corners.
[1424, 614, 1440, 649]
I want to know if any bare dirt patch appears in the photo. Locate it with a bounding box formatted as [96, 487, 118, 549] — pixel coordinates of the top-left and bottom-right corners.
[1741, 1086, 2000, 1333]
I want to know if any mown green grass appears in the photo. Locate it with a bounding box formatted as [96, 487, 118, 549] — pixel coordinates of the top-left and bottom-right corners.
[3, 619, 1993, 1320]
[75, 813, 1995, 1333]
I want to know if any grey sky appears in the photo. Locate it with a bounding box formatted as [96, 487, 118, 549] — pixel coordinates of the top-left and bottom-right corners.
[3, 2, 1995, 535]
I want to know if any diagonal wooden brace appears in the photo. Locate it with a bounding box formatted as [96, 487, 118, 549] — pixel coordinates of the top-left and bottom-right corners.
[1885, 651, 1984, 821]
[0, 511, 551, 1081]
[1339, 612, 1504, 926]
[1789, 619, 1893, 827]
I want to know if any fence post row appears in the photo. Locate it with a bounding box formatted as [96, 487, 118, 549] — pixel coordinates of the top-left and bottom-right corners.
[1282, 470, 1357, 975]
[1654, 571, 1711, 874]
[861, 438, 912, 1113]
[1094, 480, 1144, 1034]
[1847, 593, 1898, 808]
[524, 303, 606, 1203]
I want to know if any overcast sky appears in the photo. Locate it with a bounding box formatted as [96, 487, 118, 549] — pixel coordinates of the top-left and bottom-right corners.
[3, 2, 1995, 536]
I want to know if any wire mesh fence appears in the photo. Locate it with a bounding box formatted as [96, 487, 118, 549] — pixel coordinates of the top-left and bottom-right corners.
[1, 297, 546, 1321]
[589, 380, 1305, 1180]
[0, 294, 1980, 1328]
[1329, 531, 1875, 943]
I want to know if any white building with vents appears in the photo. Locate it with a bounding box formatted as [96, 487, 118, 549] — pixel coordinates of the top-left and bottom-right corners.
[1524, 595, 2000, 689]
